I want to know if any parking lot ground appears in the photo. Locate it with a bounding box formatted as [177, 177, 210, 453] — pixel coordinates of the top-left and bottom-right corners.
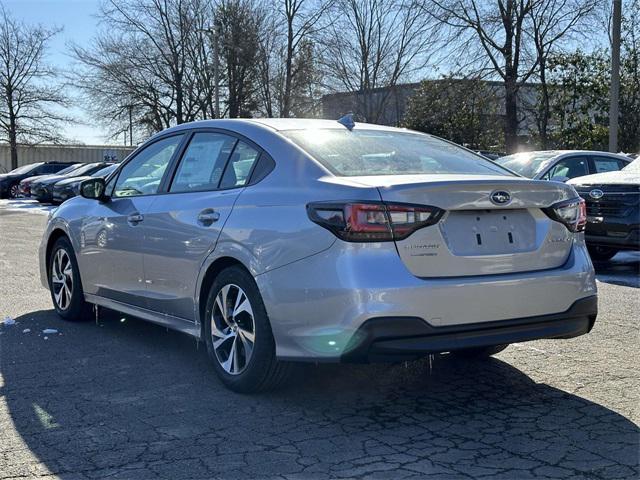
[0, 202, 638, 480]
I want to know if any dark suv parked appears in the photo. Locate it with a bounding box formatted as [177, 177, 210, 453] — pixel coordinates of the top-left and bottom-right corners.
[0, 162, 74, 198]
[569, 159, 640, 260]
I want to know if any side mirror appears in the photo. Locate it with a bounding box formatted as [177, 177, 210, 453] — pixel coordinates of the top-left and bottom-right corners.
[550, 175, 570, 183]
[80, 177, 107, 200]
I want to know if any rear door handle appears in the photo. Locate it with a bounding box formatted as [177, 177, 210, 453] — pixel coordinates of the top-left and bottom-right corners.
[127, 213, 144, 225]
[197, 209, 220, 226]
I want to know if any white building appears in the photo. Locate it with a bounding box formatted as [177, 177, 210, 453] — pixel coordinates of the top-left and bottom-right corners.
[0, 143, 135, 172]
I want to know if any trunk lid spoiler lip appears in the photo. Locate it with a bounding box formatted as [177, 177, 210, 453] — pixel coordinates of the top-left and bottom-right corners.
[319, 174, 579, 210]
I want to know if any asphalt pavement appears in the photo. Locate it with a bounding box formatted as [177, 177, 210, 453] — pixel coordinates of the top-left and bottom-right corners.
[0, 201, 638, 479]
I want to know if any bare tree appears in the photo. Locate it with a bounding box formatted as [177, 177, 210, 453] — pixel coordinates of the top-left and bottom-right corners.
[429, 0, 541, 153]
[254, 0, 327, 118]
[528, 0, 602, 147]
[322, 0, 441, 123]
[0, 6, 70, 169]
[280, 0, 331, 117]
[71, 0, 211, 141]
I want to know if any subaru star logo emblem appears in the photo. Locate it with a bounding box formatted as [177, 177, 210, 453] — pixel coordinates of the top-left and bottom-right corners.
[490, 190, 511, 205]
[589, 189, 604, 200]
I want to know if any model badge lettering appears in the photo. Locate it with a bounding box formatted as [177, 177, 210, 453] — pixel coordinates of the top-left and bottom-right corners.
[404, 243, 440, 250]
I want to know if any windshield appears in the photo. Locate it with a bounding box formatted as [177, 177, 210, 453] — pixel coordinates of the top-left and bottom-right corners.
[91, 164, 117, 177]
[67, 163, 104, 177]
[283, 129, 512, 177]
[9, 163, 43, 174]
[495, 152, 559, 178]
[57, 164, 83, 175]
[623, 159, 640, 173]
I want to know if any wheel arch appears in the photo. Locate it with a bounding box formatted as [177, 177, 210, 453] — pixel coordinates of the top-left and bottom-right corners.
[45, 228, 71, 278]
[197, 256, 252, 338]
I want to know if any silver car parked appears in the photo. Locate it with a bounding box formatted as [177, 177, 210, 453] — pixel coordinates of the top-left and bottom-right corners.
[40, 119, 598, 392]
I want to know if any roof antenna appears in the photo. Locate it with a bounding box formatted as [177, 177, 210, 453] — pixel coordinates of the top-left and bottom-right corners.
[337, 113, 355, 131]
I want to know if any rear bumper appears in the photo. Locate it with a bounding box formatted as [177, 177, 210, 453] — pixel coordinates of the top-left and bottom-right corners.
[343, 296, 597, 362]
[258, 238, 597, 361]
[585, 228, 639, 250]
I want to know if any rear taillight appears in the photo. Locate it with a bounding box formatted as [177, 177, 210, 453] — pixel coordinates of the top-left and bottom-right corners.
[307, 201, 444, 242]
[543, 198, 587, 232]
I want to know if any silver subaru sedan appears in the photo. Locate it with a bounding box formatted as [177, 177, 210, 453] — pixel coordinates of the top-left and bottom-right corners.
[39, 119, 597, 392]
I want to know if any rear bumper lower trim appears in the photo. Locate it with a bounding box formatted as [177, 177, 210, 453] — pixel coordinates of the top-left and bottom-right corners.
[341, 296, 597, 363]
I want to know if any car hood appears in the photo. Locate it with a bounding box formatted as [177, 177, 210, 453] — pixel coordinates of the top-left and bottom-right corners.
[0, 173, 20, 182]
[568, 171, 640, 186]
[55, 176, 91, 187]
[21, 175, 48, 184]
[33, 174, 69, 186]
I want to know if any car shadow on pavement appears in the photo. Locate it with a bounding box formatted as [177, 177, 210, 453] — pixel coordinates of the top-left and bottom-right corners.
[1, 309, 638, 479]
[594, 251, 640, 288]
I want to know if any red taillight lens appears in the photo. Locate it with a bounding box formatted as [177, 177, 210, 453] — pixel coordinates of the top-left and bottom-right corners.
[543, 198, 586, 232]
[307, 202, 444, 242]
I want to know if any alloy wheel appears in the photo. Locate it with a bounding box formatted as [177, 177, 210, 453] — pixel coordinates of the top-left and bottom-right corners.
[9, 184, 18, 198]
[211, 284, 256, 375]
[51, 249, 73, 310]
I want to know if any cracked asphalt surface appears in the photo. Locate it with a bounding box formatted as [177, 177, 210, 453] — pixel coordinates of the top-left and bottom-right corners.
[0, 203, 638, 479]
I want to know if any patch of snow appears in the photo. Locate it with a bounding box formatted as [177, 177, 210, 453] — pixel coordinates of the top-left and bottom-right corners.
[22, 328, 31, 333]
[2, 316, 16, 326]
[42, 328, 58, 335]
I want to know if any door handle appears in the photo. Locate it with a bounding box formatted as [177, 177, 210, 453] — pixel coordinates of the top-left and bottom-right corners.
[127, 212, 144, 225]
[197, 209, 220, 226]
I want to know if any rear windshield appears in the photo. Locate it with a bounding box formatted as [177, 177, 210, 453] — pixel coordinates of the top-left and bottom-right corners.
[495, 152, 559, 178]
[283, 129, 512, 177]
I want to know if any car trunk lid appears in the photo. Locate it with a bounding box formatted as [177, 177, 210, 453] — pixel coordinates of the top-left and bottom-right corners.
[343, 174, 578, 277]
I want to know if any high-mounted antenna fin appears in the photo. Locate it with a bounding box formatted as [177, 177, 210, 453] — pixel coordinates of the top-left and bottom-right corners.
[337, 113, 355, 131]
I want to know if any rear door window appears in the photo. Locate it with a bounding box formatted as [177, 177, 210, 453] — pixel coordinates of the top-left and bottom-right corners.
[592, 156, 625, 173]
[219, 141, 261, 189]
[170, 132, 237, 193]
[543, 156, 589, 180]
[35, 164, 55, 174]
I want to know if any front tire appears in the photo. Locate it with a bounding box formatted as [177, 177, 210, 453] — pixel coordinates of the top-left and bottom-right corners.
[588, 245, 618, 261]
[8, 184, 19, 198]
[48, 237, 91, 321]
[204, 266, 294, 393]
[450, 344, 508, 359]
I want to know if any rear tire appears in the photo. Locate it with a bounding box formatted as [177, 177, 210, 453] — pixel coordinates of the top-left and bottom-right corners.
[450, 344, 508, 359]
[48, 237, 92, 321]
[587, 245, 618, 261]
[203, 266, 294, 393]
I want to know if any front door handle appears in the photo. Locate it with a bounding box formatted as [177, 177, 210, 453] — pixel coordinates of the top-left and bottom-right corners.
[127, 212, 144, 225]
[197, 209, 220, 227]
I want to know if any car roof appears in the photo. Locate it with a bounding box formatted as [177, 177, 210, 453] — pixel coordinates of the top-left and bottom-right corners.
[161, 118, 411, 135]
[516, 150, 631, 159]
